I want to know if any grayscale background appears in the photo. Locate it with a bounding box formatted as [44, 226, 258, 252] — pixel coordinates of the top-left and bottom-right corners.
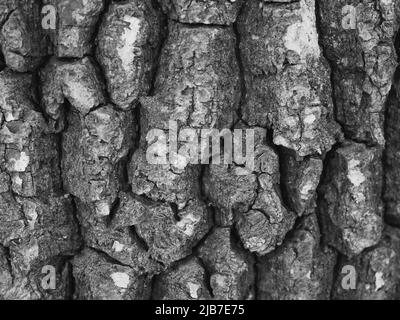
[0, 0, 399, 300]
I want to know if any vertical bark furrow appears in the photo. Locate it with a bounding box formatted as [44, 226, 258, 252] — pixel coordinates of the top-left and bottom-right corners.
[44, 0, 105, 59]
[318, 0, 398, 146]
[130, 22, 238, 294]
[385, 70, 400, 227]
[317, 0, 400, 299]
[258, 214, 337, 300]
[236, 0, 340, 300]
[0, 0, 51, 72]
[238, 0, 340, 157]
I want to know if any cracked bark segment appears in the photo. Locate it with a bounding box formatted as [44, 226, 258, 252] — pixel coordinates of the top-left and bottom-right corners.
[0, 0, 51, 72]
[203, 127, 295, 253]
[1, 197, 79, 299]
[232, 181, 296, 256]
[73, 196, 163, 276]
[203, 127, 279, 226]
[280, 149, 323, 216]
[238, 0, 340, 157]
[150, 22, 240, 129]
[11, 196, 80, 260]
[385, 75, 400, 226]
[0, 194, 79, 260]
[258, 215, 337, 300]
[0, 60, 38, 125]
[0, 190, 78, 299]
[40, 57, 106, 121]
[113, 195, 210, 267]
[62, 105, 135, 217]
[198, 228, 254, 300]
[160, 0, 243, 25]
[236, 208, 295, 256]
[130, 97, 208, 210]
[0, 246, 14, 297]
[153, 257, 212, 300]
[129, 149, 202, 208]
[0, 70, 61, 198]
[203, 164, 258, 226]
[84, 225, 161, 275]
[96, 0, 162, 109]
[0, 1, 11, 25]
[0, 251, 72, 300]
[111, 193, 210, 269]
[54, 0, 105, 58]
[0, 70, 76, 248]
[72, 249, 151, 300]
[106, 186, 209, 271]
[126, 23, 240, 253]
[333, 227, 400, 300]
[0, 193, 28, 245]
[111, 192, 148, 228]
[318, 0, 398, 145]
[319, 142, 383, 257]
[0, 70, 79, 299]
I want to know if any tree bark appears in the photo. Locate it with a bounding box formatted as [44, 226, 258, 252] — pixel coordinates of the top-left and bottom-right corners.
[0, 0, 399, 300]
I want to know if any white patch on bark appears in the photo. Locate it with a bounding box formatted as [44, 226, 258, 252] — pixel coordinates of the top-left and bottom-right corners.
[13, 175, 23, 187]
[95, 201, 110, 216]
[22, 240, 39, 268]
[112, 241, 124, 253]
[187, 282, 200, 299]
[213, 274, 227, 287]
[176, 212, 201, 237]
[10, 151, 30, 172]
[284, 0, 320, 60]
[375, 272, 385, 291]
[300, 180, 314, 200]
[110, 272, 130, 289]
[347, 159, 366, 187]
[24, 201, 38, 230]
[118, 16, 141, 72]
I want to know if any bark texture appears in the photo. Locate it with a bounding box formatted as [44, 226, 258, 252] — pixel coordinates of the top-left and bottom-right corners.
[0, 0, 400, 300]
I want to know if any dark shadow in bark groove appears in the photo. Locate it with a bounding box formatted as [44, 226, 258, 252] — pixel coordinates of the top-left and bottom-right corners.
[232, 1, 248, 128]
[129, 225, 150, 252]
[383, 67, 400, 228]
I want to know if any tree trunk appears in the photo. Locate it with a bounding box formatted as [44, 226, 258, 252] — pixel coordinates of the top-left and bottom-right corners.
[0, 0, 399, 300]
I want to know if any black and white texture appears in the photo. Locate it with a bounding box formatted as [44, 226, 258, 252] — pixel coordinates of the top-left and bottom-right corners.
[0, 0, 400, 300]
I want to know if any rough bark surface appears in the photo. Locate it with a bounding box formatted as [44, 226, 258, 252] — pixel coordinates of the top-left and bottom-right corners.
[0, 0, 400, 300]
